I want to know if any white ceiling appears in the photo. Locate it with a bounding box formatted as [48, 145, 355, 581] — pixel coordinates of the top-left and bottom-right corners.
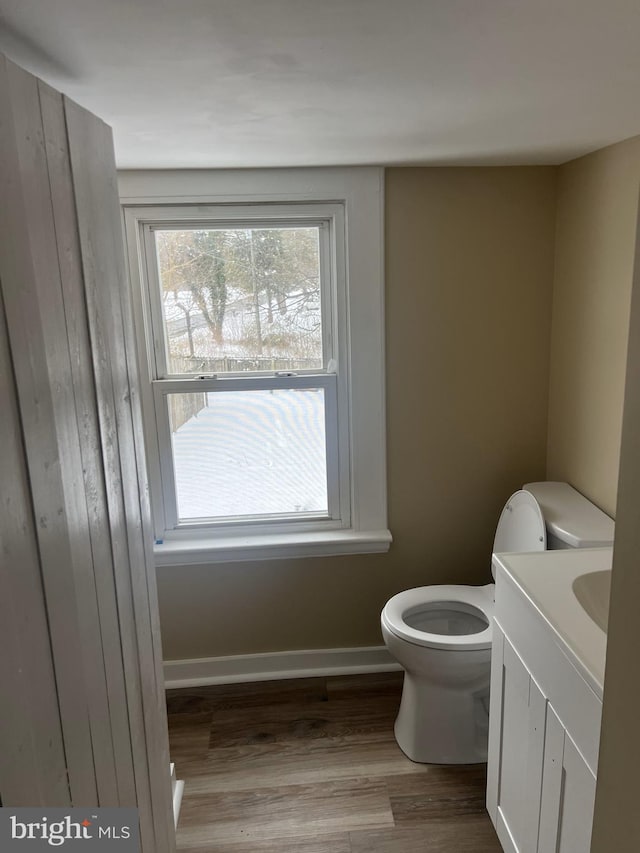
[2, 0, 640, 169]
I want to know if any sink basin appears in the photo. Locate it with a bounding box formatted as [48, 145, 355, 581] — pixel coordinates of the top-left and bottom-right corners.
[572, 570, 611, 633]
[492, 547, 612, 697]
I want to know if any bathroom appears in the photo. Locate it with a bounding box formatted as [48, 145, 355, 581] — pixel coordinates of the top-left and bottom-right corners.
[2, 4, 640, 852]
[152, 151, 640, 851]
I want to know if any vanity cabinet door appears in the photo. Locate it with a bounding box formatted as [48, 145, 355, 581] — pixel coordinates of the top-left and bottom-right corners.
[538, 704, 596, 853]
[487, 625, 546, 853]
[537, 704, 564, 851]
[559, 735, 596, 852]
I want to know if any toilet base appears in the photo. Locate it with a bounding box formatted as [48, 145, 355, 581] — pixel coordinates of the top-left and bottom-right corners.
[394, 670, 490, 764]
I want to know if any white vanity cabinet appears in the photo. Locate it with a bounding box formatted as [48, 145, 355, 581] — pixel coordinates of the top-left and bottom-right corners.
[487, 553, 605, 853]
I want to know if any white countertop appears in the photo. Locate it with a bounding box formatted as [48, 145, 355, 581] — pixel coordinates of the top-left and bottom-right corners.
[492, 547, 612, 698]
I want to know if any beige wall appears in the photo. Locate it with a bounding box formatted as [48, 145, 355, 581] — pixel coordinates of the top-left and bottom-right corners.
[592, 194, 640, 852]
[156, 166, 557, 660]
[547, 136, 640, 516]
[543, 138, 640, 849]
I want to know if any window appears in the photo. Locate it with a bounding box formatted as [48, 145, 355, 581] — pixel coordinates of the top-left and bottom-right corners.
[142, 208, 345, 529]
[122, 168, 390, 564]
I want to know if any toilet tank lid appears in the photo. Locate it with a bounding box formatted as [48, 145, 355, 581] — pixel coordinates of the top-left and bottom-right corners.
[523, 482, 615, 548]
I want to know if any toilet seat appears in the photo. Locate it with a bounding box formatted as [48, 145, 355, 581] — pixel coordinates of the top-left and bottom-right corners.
[381, 584, 494, 651]
[381, 491, 545, 654]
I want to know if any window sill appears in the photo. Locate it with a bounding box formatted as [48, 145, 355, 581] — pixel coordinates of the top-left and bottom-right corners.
[153, 529, 392, 566]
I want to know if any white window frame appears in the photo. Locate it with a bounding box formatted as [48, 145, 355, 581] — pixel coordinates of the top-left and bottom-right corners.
[141, 204, 348, 534]
[120, 167, 391, 565]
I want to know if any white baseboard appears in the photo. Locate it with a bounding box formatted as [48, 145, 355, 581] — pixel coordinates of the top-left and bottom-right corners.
[163, 645, 400, 689]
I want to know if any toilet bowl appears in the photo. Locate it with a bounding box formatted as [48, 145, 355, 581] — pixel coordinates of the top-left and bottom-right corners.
[381, 482, 615, 765]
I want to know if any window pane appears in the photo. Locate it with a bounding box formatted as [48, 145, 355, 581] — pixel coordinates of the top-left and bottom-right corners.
[167, 388, 328, 520]
[155, 227, 322, 374]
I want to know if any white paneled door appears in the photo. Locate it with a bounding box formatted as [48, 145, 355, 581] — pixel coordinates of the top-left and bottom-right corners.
[0, 55, 175, 852]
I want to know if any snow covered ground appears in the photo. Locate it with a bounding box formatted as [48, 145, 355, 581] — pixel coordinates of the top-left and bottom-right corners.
[171, 389, 327, 520]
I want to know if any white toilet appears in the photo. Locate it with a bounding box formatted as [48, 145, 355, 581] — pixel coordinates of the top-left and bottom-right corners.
[381, 481, 614, 765]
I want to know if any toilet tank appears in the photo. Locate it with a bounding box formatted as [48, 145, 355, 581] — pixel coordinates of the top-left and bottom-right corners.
[523, 482, 615, 549]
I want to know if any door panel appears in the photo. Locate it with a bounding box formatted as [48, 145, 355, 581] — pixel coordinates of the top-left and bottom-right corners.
[0, 53, 175, 852]
[558, 735, 596, 853]
[493, 633, 547, 853]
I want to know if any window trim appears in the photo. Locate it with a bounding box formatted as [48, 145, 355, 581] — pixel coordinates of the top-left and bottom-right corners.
[130, 204, 350, 536]
[120, 167, 391, 565]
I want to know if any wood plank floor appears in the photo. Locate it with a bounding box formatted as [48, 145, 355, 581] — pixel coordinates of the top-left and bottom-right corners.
[166, 672, 501, 852]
